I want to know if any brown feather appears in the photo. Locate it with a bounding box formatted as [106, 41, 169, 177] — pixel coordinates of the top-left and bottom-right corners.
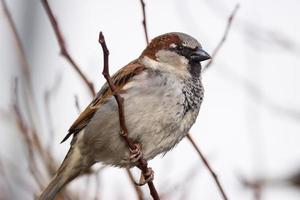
[61, 59, 146, 143]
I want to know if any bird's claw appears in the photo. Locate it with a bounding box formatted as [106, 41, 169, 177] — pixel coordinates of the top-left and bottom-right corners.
[135, 168, 154, 186]
[129, 143, 142, 163]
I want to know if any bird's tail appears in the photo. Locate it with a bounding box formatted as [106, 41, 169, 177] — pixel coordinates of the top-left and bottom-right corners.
[39, 139, 86, 200]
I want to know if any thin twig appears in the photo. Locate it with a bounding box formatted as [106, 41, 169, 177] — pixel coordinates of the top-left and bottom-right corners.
[187, 134, 228, 200]
[98, 32, 135, 150]
[203, 4, 240, 72]
[98, 32, 160, 200]
[139, 0, 149, 44]
[41, 0, 95, 96]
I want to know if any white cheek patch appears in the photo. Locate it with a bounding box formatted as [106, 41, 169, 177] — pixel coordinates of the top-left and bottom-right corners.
[141, 55, 191, 79]
[155, 49, 188, 66]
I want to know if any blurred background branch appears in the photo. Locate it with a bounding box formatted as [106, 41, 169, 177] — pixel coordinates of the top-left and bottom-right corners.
[41, 0, 95, 96]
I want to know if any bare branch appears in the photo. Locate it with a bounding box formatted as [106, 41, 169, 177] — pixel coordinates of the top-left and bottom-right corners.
[98, 32, 160, 200]
[187, 134, 228, 200]
[203, 4, 240, 72]
[41, 0, 95, 96]
[139, 0, 149, 44]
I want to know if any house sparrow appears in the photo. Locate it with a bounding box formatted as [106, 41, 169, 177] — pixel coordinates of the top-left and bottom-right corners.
[39, 32, 211, 200]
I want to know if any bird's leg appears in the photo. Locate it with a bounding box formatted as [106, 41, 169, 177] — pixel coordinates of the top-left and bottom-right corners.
[128, 143, 154, 186]
[129, 143, 143, 163]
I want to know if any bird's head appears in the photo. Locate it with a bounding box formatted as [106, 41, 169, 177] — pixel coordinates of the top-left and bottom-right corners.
[140, 32, 211, 77]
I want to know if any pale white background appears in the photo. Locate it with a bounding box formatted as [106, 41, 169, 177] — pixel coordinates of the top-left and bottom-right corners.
[1, 0, 300, 199]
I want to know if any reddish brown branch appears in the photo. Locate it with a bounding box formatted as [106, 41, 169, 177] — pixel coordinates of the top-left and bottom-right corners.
[203, 4, 240, 72]
[98, 32, 134, 150]
[41, 0, 95, 96]
[187, 134, 228, 200]
[139, 0, 149, 44]
[98, 32, 160, 200]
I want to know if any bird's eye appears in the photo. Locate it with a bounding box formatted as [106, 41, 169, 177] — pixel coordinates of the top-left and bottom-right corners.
[176, 45, 184, 51]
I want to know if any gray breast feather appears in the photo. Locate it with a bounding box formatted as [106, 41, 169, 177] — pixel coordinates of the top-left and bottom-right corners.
[82, 70, 202, 167]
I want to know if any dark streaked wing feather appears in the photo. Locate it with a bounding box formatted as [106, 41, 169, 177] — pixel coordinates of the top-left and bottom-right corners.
[61, 59, 145, 143]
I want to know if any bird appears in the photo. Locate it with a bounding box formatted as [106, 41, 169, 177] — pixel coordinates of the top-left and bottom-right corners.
[39, 32, 211, 200]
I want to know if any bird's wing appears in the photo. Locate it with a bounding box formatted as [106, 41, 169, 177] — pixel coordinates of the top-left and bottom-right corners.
[61, 59, 146, 143]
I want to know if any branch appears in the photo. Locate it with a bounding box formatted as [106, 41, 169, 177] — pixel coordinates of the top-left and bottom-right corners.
[139, 0, 149, 44]
[187, 134, 228, 200]
[98, 32, 160, 200]
[202, 4, 240, 72]
[41, 0, 95, 96]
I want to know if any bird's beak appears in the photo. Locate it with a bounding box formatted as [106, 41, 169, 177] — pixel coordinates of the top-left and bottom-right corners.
[190, 48, 211, 62]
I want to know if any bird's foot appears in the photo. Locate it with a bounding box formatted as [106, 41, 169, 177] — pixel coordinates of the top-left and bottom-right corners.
[136, 168, 154, 186]
[129, 143, 142, 163]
